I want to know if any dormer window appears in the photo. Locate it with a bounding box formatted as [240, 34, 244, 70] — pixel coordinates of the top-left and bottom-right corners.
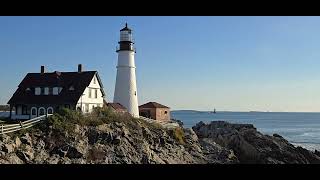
[69, 86, 75, 91]
[53, 87, 59, 95]
[53, 87, 62, 95]
[44, 87, 49, 95]
[35, 87, 41, 95]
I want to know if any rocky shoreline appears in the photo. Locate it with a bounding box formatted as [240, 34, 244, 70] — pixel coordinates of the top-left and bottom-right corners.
[1, 115, 319, 164]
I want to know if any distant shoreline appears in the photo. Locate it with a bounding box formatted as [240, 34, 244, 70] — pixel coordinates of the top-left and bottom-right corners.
[171, 110, 320, 113]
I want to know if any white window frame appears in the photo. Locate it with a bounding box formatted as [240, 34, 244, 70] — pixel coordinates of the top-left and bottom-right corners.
[44, 87, 49, 95]
[53, 87, 59, 95]
[35, 87, 41, 95]
[47, 107, 54, 114]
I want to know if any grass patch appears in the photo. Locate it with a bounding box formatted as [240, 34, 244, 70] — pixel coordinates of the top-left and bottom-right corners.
[45, 107, 163, 135]
[171, 127, 185, 145]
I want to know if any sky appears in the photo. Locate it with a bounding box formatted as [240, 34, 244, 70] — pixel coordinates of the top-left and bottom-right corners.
[1, 16, 320, 112]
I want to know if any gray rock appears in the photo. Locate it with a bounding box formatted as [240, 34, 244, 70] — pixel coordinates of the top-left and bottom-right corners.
[6, 153, 24, 164]
[15, 137, 22, 148]
[20, 133, 32, 146]
[193, 121, 320, 164]
[2, 144, 14, 153]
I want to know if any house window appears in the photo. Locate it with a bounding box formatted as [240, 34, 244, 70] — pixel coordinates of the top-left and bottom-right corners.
[85, 104, 89, 113]
[53, 87, 59, 95]
[59, 87, 63, 93]
[77, 107, 82, 112]
[44, 87, 49, 95]
[164, 111, 168, 114]
[69, 86, 75, 91]
[93, 76, 96, 84]
[31, 108, 37, 115]
[95, 89, 98, 98]
[47, 107, 53, 114]
[89, 88, 92, 98]
[35, 87, 41, 95]
[39, 108, 45, 116]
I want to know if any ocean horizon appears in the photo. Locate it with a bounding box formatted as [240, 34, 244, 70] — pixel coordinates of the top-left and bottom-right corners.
[171, 110, 320, 151]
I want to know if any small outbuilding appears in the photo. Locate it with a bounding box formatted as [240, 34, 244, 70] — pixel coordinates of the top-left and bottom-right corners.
[139, 102, 170, 121]
[107, 103, 127, 114]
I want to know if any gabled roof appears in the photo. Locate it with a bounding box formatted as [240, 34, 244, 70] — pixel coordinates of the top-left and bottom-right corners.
[8, 71, 105, 105]
[139, 102, 170, 109]
[107, 103, 127, 110]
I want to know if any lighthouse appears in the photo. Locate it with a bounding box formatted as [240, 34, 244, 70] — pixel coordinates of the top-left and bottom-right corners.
[113, 23, 139, 118]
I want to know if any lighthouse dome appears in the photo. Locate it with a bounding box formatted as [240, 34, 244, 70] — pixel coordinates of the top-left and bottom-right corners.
[120, 23, 132, 32]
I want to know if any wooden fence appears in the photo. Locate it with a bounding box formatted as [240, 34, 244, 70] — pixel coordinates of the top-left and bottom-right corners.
[0, 115, 51, 135]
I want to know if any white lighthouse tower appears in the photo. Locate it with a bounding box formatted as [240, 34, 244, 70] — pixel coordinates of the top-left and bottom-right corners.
[113, 23, 139, 118]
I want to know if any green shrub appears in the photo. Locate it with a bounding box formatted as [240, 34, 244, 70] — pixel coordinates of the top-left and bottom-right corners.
[47, 108, 79, 134]
[33, 106, 164, 135]
[172, 127, 185, 145]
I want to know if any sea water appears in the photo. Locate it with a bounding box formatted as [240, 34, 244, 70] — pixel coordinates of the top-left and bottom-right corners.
[172, 111, 320, 151]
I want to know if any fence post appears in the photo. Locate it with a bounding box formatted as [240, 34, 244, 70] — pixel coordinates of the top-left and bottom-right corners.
[19, 121, 23, 129]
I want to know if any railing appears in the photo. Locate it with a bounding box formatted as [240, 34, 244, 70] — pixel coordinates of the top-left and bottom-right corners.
[0, 114, 52, 135]
[116, 45, 136, 52]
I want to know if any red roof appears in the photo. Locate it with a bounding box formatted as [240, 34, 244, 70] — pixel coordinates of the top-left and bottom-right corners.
[107, 103, 127, 110]
[139, 102, 169, 109]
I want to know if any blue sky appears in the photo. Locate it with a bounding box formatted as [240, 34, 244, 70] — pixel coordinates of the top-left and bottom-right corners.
[1, 16, 320, 112]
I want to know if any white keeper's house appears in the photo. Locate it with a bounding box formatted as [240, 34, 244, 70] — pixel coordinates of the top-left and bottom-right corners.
[7, 64, 105, 120]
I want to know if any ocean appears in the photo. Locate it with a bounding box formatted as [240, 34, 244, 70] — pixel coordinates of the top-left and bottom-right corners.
[171, 111, 320, 151]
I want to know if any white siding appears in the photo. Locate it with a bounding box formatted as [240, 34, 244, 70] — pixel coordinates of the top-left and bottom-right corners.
[76, 74, 104, 113]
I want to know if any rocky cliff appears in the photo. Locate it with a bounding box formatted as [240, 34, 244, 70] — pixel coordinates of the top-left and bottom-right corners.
[193, 121, 320, 164]
[0, 109, 237, 164]
[0, 109, 319, 164]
